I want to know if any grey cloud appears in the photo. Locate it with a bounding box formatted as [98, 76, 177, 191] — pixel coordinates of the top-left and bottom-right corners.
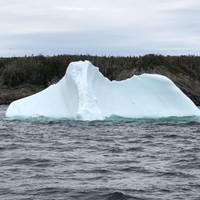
[0, 0, 200, 56]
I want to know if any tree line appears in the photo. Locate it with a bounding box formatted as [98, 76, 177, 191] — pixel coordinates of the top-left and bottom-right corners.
[0, 54, 200, 87]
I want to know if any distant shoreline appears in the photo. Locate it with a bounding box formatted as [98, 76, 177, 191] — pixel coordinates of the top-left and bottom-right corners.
[0, 54, 200, 106]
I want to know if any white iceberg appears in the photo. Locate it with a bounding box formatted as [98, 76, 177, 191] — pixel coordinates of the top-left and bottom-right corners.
[6, 60, 200, 120]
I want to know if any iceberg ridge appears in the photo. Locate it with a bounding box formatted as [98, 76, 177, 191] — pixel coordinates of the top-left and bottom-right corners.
[6, 60, 200, 120]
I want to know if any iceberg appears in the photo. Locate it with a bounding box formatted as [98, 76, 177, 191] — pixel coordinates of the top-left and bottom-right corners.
[6, 60, 200, 120]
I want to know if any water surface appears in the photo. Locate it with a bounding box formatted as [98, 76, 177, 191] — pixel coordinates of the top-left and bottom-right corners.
[0, 105, 200, 200]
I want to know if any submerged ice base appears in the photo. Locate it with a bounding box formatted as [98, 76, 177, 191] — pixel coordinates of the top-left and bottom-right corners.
[6, 61, 200, 120]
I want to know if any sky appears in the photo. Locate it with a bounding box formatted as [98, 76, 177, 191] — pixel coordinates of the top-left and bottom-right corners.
[0, 0, 200, 56]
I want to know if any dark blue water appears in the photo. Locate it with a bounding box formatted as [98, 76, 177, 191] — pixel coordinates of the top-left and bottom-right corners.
[0, 105, 200, 200]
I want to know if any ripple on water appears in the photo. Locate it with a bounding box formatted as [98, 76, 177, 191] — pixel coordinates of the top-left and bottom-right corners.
[0, 106, 200, 200]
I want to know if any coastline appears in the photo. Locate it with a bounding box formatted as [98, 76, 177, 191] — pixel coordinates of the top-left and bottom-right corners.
[1, 54, 200, 106]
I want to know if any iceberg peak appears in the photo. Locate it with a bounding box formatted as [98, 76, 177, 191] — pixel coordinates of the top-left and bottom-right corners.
[6, 60, 200, 120]
[66, 60, 103, 120]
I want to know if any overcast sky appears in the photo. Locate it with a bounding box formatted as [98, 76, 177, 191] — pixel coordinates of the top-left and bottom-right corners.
[0, 0, 200, 56]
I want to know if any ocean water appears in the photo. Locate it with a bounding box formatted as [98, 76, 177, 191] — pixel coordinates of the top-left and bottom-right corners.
[0, 105, 200, 200]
